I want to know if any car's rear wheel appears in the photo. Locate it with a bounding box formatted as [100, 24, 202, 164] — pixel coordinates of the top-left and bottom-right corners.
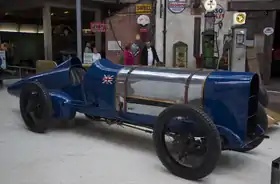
[153, 104, 221, 180]
[233, 103, 268, 152]
[20, 82, 52, 133]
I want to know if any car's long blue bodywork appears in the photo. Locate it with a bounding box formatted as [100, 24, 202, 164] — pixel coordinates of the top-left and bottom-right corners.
[7, 57, 263, 150]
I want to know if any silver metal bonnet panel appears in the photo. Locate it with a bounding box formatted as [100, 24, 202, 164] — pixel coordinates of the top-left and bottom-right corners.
[115, 66, 212, 115]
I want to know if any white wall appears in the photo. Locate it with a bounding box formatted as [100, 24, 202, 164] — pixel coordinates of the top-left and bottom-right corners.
[155, 0, 234, 68]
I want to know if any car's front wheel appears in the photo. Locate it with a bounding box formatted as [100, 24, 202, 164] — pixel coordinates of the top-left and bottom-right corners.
[153, 104, 221, 180]
[19, 82, 53, 133]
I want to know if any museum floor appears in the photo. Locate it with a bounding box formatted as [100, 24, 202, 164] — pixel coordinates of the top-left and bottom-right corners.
[0, 85, 279, 184]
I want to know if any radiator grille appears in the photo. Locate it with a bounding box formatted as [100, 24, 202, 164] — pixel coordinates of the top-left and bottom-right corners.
[247, 74, 260, 135]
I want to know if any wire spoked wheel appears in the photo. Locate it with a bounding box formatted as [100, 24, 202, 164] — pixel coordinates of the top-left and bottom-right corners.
[153, 104, 221, 180]
[165, 129, 208, 169]
[20, 82, 52, 133]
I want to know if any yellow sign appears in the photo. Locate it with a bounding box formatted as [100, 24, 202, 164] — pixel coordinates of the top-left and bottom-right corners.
[236, 13, 245, 23]
[136, 4, 152, 14]
[233, 12, 246, 25]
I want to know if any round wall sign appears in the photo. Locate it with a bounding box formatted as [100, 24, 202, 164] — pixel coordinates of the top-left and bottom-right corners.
[233, 12, 246, 25]
[204, 0, 217, 12]
[213, 4, 225, 24]
[137, 15, 150, 26]
[168, 0, 187, 14]
[263, 27, 274, 36]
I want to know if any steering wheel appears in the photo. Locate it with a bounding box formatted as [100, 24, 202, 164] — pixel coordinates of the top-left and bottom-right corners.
[70, 66, 86, 85]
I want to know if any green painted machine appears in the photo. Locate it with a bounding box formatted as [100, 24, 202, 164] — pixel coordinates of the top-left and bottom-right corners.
[202, 12, 219, 69]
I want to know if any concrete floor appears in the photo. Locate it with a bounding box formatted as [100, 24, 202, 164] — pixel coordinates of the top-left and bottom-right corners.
[0, 88, 280, 184]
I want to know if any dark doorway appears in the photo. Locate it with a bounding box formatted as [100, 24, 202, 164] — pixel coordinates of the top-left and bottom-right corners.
[272, 11, 280, 78]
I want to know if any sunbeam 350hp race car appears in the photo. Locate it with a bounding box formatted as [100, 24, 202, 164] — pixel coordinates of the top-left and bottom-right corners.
[7, 57, 268, 181]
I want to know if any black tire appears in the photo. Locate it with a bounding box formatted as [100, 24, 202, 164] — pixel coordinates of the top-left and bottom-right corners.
[153, 104, 221, 180]
[233, 103, 268, 152]
[259, 86, 269, 107]
[20, 82, 52, 133]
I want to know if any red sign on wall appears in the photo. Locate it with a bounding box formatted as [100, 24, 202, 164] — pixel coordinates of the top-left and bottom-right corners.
[140, 28, 148, 32]
[90, 22, 109, 32]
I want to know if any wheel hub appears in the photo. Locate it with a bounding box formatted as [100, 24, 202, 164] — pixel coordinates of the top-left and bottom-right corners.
[165, 118, 208, 168]
[25, 92, 44, 120]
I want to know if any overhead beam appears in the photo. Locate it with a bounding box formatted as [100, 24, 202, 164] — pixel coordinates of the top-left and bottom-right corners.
[45, 1, 100, 11]
[120, 0, 139, 3]
[0, 0, 44, 11]
[46, 0, 114, 11]
[228, 0, 280, 11]
[0, 0, 138, 12]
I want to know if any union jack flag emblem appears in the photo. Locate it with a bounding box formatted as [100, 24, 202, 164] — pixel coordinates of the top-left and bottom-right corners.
[102, 75, 114, 84]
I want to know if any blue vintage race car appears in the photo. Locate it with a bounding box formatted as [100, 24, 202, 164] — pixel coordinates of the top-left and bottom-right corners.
[7, 57, 268, 181]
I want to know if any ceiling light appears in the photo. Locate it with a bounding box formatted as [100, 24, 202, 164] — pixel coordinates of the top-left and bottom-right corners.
[64, 11, 69, 14]
[0, 29, 17, 32]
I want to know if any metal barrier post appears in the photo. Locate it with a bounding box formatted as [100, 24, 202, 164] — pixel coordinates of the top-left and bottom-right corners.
[76, 0, 82, 60]
[271, 157, 280, 184]
[19, 67, 22, 78]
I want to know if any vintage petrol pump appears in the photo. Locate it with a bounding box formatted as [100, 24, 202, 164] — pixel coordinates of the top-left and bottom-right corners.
[202, 11, 218, 69]
[219, 26, 247, 72]
[229, 26, 247, 72]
